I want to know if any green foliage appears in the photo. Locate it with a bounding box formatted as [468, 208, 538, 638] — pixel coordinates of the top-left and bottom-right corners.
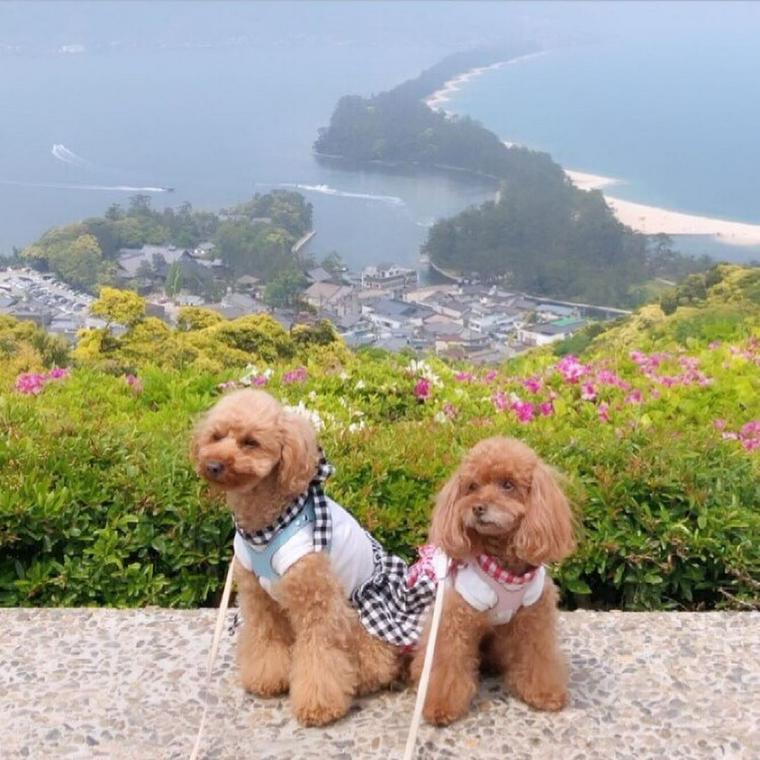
[1, 271, 758, 610]
[263, 268, 307, 308]
[90, 287, 146, 327]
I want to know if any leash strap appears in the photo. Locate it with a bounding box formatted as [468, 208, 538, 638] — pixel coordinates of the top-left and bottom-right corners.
[189, 560, 235, 760]
[402, 549, 449, 760]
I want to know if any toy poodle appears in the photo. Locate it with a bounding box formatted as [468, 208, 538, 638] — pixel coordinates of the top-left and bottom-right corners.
[191, 389, 416, 726]
[410, 436, 576, 726]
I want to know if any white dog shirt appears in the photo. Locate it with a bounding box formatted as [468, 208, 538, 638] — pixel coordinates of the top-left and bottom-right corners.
[234, 496, 375, 598]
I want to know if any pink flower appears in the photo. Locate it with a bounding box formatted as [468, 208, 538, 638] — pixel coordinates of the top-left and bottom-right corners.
[598, 402, 610, 423]
[282, 367, 308, 384]
[443, 403, 458, 419]
[539, 401, 554, 417]
[625, 389, 643, 405]
[482, 370, 498, 384]
[413, 378, 431, 401]
[555, 355, 590, 383]
[454, 371, 473, 382]
[124, 374, 143, 394]
[14, 373, 46, 395]
[253, 375, 268, 386]
[708, 341, 722, 350]
[47, 367, 70, 380]
[581, 383, 597, 401]
[596, 369, 630, 390]
[741, 421, 760, 437]
[512, 400, 535, 424]
[713, 419, 727, 431]
[217, 380, 239, 392]
[491, 391, 509, 411]
[522, 376, 542, 394]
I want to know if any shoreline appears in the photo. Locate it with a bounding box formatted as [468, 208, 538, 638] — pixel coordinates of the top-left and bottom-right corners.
[424, 51, 548, 112]
[424, 59, 760, 249]
[563, 169, 760, 247]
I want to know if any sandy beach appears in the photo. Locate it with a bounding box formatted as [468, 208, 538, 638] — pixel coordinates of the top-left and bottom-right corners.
[427, 61, 760, 249]
[564, 170, 760, 247]
[424, 52, 547, 112]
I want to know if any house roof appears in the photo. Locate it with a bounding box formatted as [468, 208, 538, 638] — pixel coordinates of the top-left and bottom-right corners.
[306, 267, 332, 283]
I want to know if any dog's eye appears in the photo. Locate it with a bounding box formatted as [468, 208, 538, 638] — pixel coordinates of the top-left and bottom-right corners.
[501, 479, 515, 492]
[211, 431, 224, 442]
[242, 438, 259, 449]
[467, 482, 478, 493]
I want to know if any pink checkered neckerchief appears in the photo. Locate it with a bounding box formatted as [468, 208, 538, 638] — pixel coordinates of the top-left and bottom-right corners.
[476, 554, 538, 586]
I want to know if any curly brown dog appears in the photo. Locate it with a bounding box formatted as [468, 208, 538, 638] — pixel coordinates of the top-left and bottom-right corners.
[411, 436, 575, 726]
[191, 389, 401, 726]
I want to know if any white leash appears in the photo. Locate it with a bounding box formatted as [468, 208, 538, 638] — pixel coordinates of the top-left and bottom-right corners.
[189, 560, 236, 760]
[402, 550, 449, 760]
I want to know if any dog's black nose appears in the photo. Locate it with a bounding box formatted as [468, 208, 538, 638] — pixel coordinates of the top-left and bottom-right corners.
[206, 461, 224, 477]
[474, 504, 486, 517]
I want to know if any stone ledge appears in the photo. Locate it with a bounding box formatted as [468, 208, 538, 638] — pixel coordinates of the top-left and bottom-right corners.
[1, 609, 758, 759]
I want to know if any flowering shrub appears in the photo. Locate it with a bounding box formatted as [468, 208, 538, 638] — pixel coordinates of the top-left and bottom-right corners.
[1, 265, 758, 610]
[14, 368, 70, 395]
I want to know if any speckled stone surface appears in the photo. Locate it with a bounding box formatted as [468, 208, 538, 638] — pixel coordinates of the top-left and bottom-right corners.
[0, 610, 758, 759]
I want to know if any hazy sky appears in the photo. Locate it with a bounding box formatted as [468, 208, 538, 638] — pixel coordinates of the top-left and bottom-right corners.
[2, 1, 759, 53]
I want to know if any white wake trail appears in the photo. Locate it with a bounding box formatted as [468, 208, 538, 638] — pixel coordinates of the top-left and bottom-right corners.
[281, 183, 404, 206]
[0, 179, 169, 193]
[51, 144, 93, 168]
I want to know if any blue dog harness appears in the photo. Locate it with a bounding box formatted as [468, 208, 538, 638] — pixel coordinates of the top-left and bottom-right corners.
[235, 500, 319, 582]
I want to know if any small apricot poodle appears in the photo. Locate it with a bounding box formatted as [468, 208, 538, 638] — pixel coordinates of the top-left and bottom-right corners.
[191, 389, 400, 726]
[411, 436, 576, 725]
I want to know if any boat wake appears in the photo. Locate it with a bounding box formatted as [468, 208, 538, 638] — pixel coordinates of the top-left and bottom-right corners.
[281, 183, 404, 206]
[51, 144, 94, 168]
[0, 179, 170, 193]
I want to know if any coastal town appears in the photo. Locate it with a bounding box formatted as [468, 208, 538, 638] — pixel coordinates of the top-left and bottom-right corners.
[0, 240, 629, 363]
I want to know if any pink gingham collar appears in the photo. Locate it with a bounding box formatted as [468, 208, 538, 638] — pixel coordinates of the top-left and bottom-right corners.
[476, 554, 538, 586]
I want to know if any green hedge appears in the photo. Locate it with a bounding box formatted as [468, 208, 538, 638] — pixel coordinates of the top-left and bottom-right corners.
[2, 341, 758, 610]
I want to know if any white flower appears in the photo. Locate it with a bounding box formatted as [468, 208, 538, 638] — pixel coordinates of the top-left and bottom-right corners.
[407, 359, 442, 387]
[339, 371, 350, 381]
[348, 420, 367, 433]
[283, 401, 324, 432]
[308, 390, 317, 400]
[355, 380, 366, 390]
[433, 411, 449, 424]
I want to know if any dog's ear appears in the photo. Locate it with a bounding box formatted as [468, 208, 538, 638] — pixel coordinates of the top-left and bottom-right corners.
[515, 461, 575, 565]
[189, 414, 208, 471]
[277, 410, 318, 495]
[430, 470, 471, 560]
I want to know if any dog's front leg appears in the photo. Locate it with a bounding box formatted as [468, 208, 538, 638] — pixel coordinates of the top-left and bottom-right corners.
[411, 587, 490, 726]
[235, 559, 294, 696]
[276, 552, 358, 726]
[496, 580, 569, 711]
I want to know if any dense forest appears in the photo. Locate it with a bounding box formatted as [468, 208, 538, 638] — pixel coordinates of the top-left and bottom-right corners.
[17, 191, 312, 294]
[316, 47, 712, 306]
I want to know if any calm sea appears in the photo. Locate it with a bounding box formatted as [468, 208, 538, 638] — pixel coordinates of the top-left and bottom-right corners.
[0, 42, 495, 268]
[444, 30, 760, 262]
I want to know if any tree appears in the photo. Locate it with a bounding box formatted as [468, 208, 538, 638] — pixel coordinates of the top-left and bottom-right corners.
[165, 261, 183, 296]
[136, 260, 154, 283]
[177, 307, 223, 331]
[263, 269, 307, 308]
[47, 234, 104, 291]
[321, 251, 345, 278]
[90, 287, 147, 327]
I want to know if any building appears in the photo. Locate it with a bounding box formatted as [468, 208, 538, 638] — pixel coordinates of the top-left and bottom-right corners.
[303, 281, 357, 317]
[362, 298, 433, 330]
[360, 263, 418, 291]
[518, 318, 587, 346]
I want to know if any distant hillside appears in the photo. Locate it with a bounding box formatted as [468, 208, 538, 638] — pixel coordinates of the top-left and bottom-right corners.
[316, 47, 711, 308]
[18, 191, 312, 294]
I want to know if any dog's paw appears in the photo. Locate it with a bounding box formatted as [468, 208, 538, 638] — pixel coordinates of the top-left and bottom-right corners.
[422, 694, 468, 727]
[519, 687, 568, 712]
[239, 642, 290, 697]
[290, 678, 351, 726]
